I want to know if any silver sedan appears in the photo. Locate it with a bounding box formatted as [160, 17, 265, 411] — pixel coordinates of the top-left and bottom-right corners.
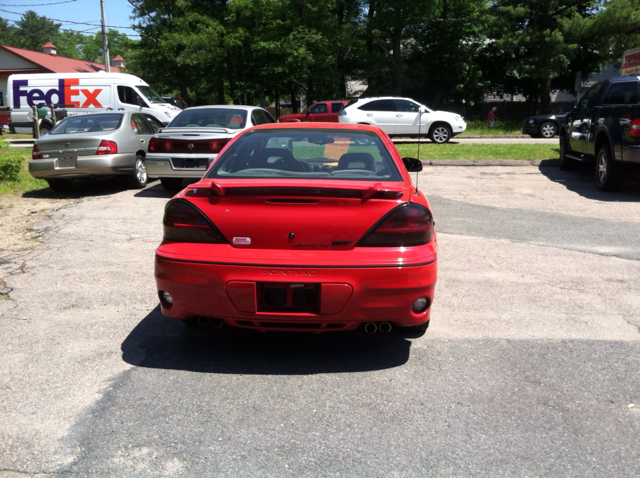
[145, 105, 275, 191]
[29, 111, 165, 193]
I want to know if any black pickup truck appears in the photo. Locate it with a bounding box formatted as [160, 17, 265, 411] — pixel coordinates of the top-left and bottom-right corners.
[558, 76, 640, 191]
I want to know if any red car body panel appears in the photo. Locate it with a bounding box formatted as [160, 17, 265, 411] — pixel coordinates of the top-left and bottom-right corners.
[278, 101, 348, 123]
[155, 122, 437, 333]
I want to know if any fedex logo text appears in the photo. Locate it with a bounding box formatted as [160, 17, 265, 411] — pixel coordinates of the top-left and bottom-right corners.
[13, 79, 103, 108]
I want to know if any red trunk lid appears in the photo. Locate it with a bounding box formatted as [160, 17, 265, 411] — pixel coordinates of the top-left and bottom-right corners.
[183, 179, 410, 250]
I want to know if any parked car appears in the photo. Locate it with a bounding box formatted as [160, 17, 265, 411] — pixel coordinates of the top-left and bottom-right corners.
[145, 105, 276, 191]
[278, 100, 348, 123]
[559, 76, 640, 191]
[521, 113, 566, 138]
[338, 96, 466, 143]
[155, 123, 437, 336]
[29, 111, 164, 192]
[162, 96, 189, 110]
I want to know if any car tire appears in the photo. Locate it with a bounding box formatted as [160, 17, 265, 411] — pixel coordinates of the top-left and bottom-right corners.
[429, 124, 452, 144]
[539, 121, 557, 138]
[558, 133, 574, 171]
[595, 143, 623, 191]
[47, 178, 72, 193]
[128, 155, 148, 189]
[398, 320, 430, 338]
[160, 177, 184, 191]
[39, 125, 51, 136]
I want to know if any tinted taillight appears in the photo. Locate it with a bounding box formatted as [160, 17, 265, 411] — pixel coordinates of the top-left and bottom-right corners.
[357, 204, 434, 247]
[162, 139, 173, 151]
[148, 137, 161, 151]
[96, 140, 117, 155]
[32, 144, 43, 159]
[163, 199, 228, 244]
[631, 118, 640, 137]
[209, 138, 229, 152]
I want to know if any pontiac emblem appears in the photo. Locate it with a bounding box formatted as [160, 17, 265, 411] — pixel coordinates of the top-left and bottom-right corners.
[187, 143, 195, 150]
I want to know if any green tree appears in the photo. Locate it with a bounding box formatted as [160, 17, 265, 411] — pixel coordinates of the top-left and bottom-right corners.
[14, 10, 61, 51]
[481, 0, 640, 115]
[0, 17, 18, 46]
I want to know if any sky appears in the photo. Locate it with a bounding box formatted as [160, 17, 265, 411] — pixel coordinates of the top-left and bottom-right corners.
[1, 0, 138, 39]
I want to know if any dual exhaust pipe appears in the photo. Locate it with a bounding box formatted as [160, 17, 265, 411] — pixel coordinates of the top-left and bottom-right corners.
[196, 316, 225, 328]
[364, 322, 393, 334]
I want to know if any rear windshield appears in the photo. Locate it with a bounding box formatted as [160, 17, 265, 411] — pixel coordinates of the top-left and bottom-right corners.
[49, 114, 123, 134]
[168, 109, 248, 129]
[206, 129, 402, 181]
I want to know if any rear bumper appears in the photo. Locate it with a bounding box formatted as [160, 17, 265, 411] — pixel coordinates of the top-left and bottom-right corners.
[145, 153, 217, 178]
[155, 245, 437, 332]
[28, 153, 136, 179]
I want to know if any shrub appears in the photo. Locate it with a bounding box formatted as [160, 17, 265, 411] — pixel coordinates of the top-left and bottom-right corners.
[0, 155, 23, 182]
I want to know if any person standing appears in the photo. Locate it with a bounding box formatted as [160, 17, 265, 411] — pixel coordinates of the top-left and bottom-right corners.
[487, 106, 497, 127]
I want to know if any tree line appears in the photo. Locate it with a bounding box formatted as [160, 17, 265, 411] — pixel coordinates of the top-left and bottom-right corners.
[2, 0, 640, 117]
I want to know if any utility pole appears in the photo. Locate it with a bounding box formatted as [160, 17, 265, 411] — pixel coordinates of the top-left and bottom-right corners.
[101, 0, 110, 72]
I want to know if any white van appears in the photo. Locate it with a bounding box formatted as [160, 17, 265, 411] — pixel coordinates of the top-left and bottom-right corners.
[7, 72, 182, 135]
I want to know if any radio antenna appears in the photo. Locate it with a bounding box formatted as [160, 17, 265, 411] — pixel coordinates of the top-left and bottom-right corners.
[415, 106, 423, 195]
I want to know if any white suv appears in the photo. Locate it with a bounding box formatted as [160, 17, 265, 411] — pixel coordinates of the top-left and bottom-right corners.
[338, 97, 466, 143]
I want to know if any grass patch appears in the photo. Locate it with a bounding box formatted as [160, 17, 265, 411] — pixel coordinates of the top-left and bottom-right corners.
[395, 143, 559, 161]
[0, 146, 48, 195]
[463, 120, 522, 136]
[0, 132, 33, 141]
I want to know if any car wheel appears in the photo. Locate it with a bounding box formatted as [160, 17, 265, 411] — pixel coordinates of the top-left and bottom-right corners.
[128, 155, 148, 189]
[46, 178, 72, 193]
[558, 133, 574, 171]
[160, 177, 184, 191]
[397, 320, 430, 338]
[539, 121, 557, 138]
[429, 124, 452, 144]
[595, 143, 623, 191]
[39, 126, 51, 136]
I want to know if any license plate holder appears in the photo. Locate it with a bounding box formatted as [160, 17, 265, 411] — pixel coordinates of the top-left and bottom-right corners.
[56, 157, 77, 169]
[258, 282, 319, 313]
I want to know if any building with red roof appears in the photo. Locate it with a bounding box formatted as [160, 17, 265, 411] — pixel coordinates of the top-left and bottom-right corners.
[0, 42, 123, 107]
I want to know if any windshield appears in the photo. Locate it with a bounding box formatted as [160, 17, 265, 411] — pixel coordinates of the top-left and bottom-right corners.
[49, 114, 123, 134]
[168, 108, 248, 129]
[137, 86, 166, 104]
[206, 129, 402, 181]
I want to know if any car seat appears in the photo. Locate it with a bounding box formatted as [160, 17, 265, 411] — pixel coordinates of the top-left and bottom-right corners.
[336, 152, 376, 172]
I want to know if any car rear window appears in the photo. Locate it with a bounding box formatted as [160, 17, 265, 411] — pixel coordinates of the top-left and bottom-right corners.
[49, 114, 123, 134]
[168, 109, 248, 129]
[206, 129, 402, 181]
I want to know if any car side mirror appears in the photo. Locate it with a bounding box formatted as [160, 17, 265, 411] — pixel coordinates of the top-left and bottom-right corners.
[402, 157, 423, 172]
[419, 107, 428, 114]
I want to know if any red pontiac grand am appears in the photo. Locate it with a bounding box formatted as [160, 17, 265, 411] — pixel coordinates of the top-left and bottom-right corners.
[155, 123, 437, 336]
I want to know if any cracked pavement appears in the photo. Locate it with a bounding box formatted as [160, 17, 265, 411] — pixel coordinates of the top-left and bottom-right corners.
[0, 164, 639, 477]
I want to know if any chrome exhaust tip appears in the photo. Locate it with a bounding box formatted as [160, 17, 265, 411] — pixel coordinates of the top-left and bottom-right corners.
[211, 318, 224, 328]
[379, 322, 393, 334]
[364, 322, 378, 334]
[197, 316, 211, 327]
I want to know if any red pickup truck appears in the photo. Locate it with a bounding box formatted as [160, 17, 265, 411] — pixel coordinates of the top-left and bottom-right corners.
[0, 107, 10, 134]
[278, 100, 348, 123]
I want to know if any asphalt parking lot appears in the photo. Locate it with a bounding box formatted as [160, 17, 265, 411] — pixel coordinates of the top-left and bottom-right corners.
[0, 162, 639, 477]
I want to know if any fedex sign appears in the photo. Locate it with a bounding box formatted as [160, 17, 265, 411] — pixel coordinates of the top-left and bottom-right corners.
[13, 78, 105, 108]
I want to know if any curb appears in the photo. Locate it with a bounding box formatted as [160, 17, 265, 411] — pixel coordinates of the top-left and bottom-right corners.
[421, 159, 559, 167]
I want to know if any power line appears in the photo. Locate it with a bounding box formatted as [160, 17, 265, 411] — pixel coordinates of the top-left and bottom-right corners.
[3, 0, 77, 6]
[0, 7, 134, 29]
